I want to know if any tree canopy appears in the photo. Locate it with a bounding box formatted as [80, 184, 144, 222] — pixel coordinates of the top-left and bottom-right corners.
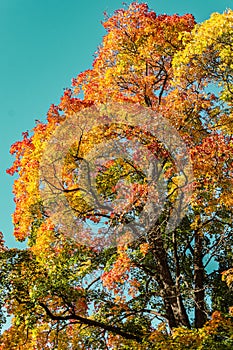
[1, 2, 233, 349]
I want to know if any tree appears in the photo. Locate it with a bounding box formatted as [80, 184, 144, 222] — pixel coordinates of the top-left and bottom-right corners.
[1, 3, 233, 349]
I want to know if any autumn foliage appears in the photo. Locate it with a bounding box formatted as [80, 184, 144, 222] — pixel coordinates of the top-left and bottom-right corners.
[1, 3, 233, 349]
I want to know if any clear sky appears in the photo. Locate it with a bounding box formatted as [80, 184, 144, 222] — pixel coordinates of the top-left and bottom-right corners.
[1, 0, 232, 248]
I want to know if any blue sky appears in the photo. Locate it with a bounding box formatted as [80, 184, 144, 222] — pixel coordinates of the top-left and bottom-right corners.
[1, 0, 232, 248]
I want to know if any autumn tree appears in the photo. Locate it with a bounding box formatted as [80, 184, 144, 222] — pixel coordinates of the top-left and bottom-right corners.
[1, 3, 233, 349]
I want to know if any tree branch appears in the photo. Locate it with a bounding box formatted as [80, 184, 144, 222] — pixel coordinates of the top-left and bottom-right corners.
[38, 302, 143, 342]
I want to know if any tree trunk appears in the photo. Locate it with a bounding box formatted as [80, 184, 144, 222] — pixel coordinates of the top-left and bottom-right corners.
[151, 232, 190, 329]
[194, 231, 207, 328]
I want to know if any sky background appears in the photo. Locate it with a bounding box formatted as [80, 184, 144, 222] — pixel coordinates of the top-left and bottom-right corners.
[1, 0, 232, 248]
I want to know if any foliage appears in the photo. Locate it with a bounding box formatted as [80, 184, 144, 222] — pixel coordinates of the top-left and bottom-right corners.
[1, 2, 233, 349]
